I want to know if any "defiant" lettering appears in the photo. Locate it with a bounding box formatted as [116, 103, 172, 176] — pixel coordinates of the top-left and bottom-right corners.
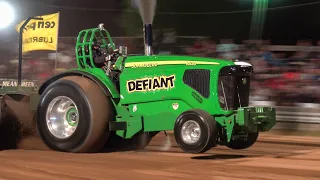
[126, 75, 175, 93]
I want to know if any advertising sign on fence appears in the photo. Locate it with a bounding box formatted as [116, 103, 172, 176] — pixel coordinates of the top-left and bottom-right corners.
[16, 12, 60, 53]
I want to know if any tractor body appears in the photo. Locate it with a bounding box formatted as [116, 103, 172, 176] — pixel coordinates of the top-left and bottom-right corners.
[34, 26, 276, 153]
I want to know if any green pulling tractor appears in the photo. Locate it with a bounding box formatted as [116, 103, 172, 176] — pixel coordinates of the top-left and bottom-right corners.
[0, 22, 276, 154]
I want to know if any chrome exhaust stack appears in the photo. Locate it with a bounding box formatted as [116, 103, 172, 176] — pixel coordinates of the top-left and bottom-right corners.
[133, 0, 156, 56]
[144, 24, 153, 56]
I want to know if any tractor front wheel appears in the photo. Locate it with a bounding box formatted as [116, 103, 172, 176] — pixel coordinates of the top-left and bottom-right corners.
[174, 109, 217, 154]
[36, 76, 113, 153]
[226, 132, 259, 150]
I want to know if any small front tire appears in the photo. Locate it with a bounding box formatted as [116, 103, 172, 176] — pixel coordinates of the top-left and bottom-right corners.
[174, 109, 217, 154]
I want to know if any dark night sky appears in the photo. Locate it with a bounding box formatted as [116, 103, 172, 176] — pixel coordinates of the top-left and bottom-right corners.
[1, 0, 320, 45]
[0, 0, 122, 39]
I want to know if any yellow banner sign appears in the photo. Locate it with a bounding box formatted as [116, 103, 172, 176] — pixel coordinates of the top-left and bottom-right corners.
[16, 12, 59, 53]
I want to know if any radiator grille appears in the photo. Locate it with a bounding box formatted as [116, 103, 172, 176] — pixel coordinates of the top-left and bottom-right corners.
[183, 69, 210, 98]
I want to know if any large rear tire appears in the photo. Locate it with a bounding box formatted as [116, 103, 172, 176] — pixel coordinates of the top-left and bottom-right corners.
[37, 76, 113, 153]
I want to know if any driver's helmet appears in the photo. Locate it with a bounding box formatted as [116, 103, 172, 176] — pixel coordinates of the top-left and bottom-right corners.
[92, 37, 100, 50]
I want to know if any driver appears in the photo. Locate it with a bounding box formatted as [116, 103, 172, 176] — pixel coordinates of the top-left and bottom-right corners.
[91, 40, 120, 69]
[92, 40, 108, 68]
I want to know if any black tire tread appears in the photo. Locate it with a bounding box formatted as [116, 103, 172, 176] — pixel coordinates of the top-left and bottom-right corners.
[193, 109, 217, 153]
[61, 76, 112, 153]
[174, 109, 217, 154]
[37, 76, 113, 153]
[226, 131, 259, 150]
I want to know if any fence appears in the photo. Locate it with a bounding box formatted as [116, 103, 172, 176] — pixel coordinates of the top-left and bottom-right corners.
[250, 100, 320, 130]
[276, 106, 320, 124]
[272, 105, 320, 132]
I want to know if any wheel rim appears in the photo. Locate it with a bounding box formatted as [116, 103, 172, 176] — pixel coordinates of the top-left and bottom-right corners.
[46, 96, 79, 139]
[181, 120, 201, 144]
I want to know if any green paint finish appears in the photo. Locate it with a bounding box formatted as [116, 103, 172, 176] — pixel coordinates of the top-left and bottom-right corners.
[113, 101, 143, 138]
[128, 100, 191, 132]
[215, 106, 276, 142]
[118, 59, 232, 116]
[123, 55, 234, 67]
[215, 115, 235, 143]
[75, 28, 115, 69]
[115, 115, 142, 139]
[114, 56, 126, 71]
[241, 106, 276, 132]
[236, 108, 246, 126]
[225, 116, 235, 143]
[233, 106, 276, 133]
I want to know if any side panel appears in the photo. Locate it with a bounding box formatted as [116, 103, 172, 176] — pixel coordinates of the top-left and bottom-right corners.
[119, 65, 226, 115]
[114, 100, 192, 139]
[120, 66, 207, 106]
[128, 100, 191, 131]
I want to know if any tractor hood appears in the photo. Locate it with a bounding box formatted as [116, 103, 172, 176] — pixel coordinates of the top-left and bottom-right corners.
[123, 55, 235, 69]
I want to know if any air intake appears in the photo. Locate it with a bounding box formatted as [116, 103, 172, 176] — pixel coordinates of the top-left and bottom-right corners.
[183, 69, 210, 98]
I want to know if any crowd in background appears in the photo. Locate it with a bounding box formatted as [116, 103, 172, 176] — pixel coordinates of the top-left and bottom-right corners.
[181, 39, 320, 106]
[0, 36, 319, 107]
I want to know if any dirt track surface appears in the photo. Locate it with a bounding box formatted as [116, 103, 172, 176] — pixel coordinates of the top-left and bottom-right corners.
[0, 132, 320, 180]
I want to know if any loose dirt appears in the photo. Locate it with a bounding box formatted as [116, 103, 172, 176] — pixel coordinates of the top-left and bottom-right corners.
[0, 132, 319, 180]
